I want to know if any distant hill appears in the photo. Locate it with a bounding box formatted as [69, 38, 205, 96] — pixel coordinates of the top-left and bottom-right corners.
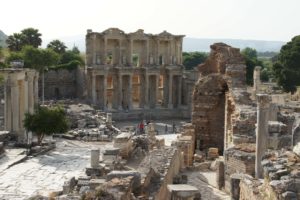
[183, 38, 285, 52]
[0, 30, 7, 47]
[45, 34, 286, 53]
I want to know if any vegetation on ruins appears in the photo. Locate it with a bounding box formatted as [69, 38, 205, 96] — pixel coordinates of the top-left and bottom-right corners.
[272, 35, 300, 94]
[23, 105, 69, 145]
[183, 51, 208, 70]
[6, 28, 42, 51]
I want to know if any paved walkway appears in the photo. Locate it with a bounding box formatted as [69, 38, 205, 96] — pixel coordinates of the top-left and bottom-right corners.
[0, 148, 27, 172]
[0, 139, 108, 199]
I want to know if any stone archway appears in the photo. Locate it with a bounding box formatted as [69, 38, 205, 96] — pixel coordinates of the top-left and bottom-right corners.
[192, 74, 228, 154]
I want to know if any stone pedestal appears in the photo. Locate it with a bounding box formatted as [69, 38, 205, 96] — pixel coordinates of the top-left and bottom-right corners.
[255, 94, 270, 178]
[106, 113, 112, 127]
[91, 148, 100, 168]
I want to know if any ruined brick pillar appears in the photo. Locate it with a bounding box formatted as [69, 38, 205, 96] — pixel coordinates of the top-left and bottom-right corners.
[255, 94, 270, 178]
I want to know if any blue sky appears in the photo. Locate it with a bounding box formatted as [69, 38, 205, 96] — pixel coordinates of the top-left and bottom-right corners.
[1, 0, 299, 42]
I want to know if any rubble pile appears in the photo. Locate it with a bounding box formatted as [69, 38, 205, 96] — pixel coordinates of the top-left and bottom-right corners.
[261, 150, 300, 199]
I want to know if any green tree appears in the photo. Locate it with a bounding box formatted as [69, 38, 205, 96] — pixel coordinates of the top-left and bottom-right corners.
[272, 35, 300, 93]
[241, 47, 264, 85]
[60, 50, 84, 65]
[183, 51, 208, 70]
[22, 46, 59, 103]
[21, 28, 42, 48]
[23, 106, 69, 145]
[6, 33, 25, 51]
[71, 46, 80, 54]
[47, 39, 67, 54]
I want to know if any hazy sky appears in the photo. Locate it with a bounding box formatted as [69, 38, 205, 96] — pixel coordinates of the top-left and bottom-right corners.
[1, 0, 299, 42]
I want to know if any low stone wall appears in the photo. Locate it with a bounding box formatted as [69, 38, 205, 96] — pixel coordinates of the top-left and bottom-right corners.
[40, 67, 85, 100]
[224, 147, 255, 193]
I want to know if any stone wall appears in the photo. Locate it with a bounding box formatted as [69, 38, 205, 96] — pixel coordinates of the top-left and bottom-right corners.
[224, 146, 256, 193]
[40, 67, 85, 100]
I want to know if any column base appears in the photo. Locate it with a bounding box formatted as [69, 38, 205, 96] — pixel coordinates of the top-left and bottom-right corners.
[168, 104, 173, 109]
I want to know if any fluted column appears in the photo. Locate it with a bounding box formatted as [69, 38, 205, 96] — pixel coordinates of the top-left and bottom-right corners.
[255, 94, 270, 178]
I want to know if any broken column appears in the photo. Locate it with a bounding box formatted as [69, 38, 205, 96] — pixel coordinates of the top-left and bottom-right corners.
[91, 148, 100, 168]
[106, 113, 112, 127]
[255, 94, 270, 178]
[252, 66, 261, 100]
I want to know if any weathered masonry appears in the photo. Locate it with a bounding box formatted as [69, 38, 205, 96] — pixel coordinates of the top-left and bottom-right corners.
[1, 68, 39, 142]
[86, 28, 193, 116]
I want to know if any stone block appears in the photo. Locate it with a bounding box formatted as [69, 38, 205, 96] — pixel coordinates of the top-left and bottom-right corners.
[106, 170, 141, 190]
[281, 191, 297, 200]
[89, 179, 106, 190]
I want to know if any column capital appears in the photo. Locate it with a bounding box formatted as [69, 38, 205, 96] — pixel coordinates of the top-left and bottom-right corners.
[257, 94, 270, 108]
[254, 66, 262, 71]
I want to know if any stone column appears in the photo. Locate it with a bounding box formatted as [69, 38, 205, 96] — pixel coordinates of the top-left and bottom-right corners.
[145, 74, 149, 109]
[92, 74, 96, 104]
[155, 75, 160, 108]
[177, 76, 182, 107]
[139, 74, 145, 108]
[23, 78, 29, 120]
[112, 75, 118, 110]
[253, 66, 261, 100]
[4, 76, 12, 131]
[93, 34, 97, 65]
[90, 148, 100, 168]
[103, 38, 107, 65]
[146, 39, 149, 65]
[128, 75, 133, 110]
[27, 75, 34, 114]
[129, 39, 133, 65]
[168, 73, 173, 108]
[118, 39, 122, 65]
[34, 74, 39, 104]
[156, 40, 160, 65]
[103, 75, 107, 110]
[118, 74, 123, 110]
[11, 79, 19, 132]
[255, 94, 270, 179]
